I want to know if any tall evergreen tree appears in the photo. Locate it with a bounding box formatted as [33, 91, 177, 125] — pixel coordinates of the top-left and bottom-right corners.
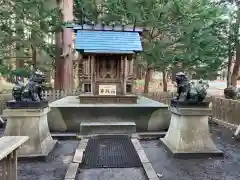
[73, 0, 229, 91]
[0, 0, 62, 69]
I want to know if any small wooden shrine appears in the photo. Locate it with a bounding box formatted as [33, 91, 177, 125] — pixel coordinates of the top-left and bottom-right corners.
[72, 24, 143, 103]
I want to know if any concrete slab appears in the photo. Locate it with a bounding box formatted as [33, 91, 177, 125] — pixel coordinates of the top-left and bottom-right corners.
[160, 138, 224, 158]
[131, 139, 143, 150]
[131, 138, 159, 180]
[137, 150, 150, 163]
[142, 163, 158, 179]
[50, 96, 168, 108]
[64, 163, 79, 179]
[48, 96, 170, 132]
[137, 132, 166, 140]
[77, 139, 89, 150]
[73, 149, 84, 163]
[80, 122, 136, 135]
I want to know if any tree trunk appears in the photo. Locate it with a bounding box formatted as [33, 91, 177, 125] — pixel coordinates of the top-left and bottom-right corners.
[162, 70, 168, 92]
[15, 35, 24, 69]
[227, 12, 234, 87]
[144, 65, 152, 93]
[227, 49, 233, 87]
[54, 0, 73, 90]
[231, 5, 240, 86]
[149, 69, 153, 82]
[31, 45, 37, 70]
[54, 30, 63, 89]
[232, 44, 240, 86]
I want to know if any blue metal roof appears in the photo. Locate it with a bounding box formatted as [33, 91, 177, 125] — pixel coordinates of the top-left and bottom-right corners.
[66, 24, 144, 33]
[75, 30, 143, 53]
[83, 50, 134, 54]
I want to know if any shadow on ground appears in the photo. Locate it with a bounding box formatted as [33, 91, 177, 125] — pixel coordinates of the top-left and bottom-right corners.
[18, 141, 78, 180]
[141, 123, 240, 180]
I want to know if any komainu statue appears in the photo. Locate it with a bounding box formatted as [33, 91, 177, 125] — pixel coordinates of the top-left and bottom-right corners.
[12, 69, 46, 102]
[172, 72, 209, 106]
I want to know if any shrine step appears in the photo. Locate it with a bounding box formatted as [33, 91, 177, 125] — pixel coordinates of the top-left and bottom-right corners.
[80, 122, 136, 135]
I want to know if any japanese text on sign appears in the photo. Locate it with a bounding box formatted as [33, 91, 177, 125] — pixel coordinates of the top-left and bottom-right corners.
[99, 85, 116, 95]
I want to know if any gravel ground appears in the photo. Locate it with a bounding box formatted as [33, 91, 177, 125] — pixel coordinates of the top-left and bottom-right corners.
[141, 122, 240, 180]
[0, 125, 79, 180]
[17, 140, 79, 180]
[0, 122, 239, 180]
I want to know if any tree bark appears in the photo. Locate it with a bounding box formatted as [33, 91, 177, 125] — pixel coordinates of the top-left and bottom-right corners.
[54, 0, 73, 90]
[15, 22, 24, 69]
[162, 70, 168, 92]
[227, 11, 234, 87]
[232, 44, 240, 86]
[227, 49, 233, 87]
[144, 64, 152, 93]
[31, 45, 37, 70]
[54, 29, 63, 89]
[230, 5, 240, 87]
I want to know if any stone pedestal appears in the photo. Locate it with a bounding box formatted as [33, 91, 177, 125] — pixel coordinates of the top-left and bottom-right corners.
[48, 96, 170, 132]
[3, 107, 57, 159]
[160, 106, 223, 158]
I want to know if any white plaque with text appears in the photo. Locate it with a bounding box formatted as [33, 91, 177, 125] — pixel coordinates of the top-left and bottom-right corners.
[99, 85, 116, 95]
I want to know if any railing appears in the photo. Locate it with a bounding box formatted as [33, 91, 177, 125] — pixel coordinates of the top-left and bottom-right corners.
[42, 89, 81, 102]
[211, 98, 240, 126]
[0, 90, 240, 126]
[146, 92, 240, 127]
[0, 136, 29, 180]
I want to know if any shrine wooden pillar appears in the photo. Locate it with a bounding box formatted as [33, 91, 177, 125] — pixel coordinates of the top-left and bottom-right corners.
[123, 55, 128, 95]
[91, 55, 96, 95]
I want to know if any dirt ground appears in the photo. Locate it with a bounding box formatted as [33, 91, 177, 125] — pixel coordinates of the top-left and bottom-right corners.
[17, 141, 79, 180]
[0, 122, 239, 180]
[141, 122, 240, 180]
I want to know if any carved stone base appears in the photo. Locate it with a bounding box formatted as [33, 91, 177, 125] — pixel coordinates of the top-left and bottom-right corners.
[160, 106, 223, 158]
[6, 100, 49, 109]
[3, 107, 57, 159]
[170, 99, 210, 108]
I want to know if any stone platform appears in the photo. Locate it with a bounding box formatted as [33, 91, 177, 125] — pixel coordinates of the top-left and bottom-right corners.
[6, 100, 48, 109]
[160, 106, 223, 158]
[80, 122, 136, 135]
[79, 94, 138, 104]
[48, 96, 170, 133]
[3, 107, 57, 159]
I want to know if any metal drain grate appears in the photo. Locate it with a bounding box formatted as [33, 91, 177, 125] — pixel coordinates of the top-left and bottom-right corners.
[81, 135, 141, 168]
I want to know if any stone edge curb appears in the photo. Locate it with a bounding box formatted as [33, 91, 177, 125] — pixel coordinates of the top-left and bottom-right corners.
[210, 117, 238, 130]
[64, 139, 89, 180]
[131, 138, 159, 180]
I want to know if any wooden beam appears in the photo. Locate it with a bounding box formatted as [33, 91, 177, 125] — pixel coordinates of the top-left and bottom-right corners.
[120, 56, 124, 94]
[123, 56, 127, 95]
[91, 56, 95, 95]
[0, 136, 29, 180]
